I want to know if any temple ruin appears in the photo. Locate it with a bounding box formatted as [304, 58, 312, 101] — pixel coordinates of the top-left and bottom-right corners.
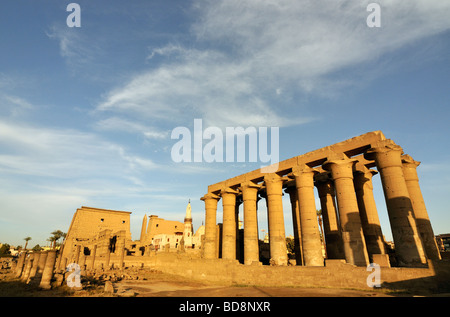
[200, 130, 441, 268]
[11, 131, 449, 294]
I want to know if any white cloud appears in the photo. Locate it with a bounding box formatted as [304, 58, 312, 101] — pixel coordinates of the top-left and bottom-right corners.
[0, 120, 158, 179]
[95, 0, 450, 132]
[95, 116, 169, 140]
[192, 0, 450, 89]
[97, 47, 305, 128]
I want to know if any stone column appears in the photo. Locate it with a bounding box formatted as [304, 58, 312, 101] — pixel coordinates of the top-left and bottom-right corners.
[39, 250, 57, 289]
[353, 165, 386, 257]
[284, 185, 303, 265]
[264, 173, 288, 266]
[30, 251, 48, 286]
[235, 196, 243, 262]
[89, 245, 97, 270]
[119, 235, 126, 269]
[104, 239, 111, 270]
[74, 245, 81, 264]
[315, 173, 345, 259]
[402, 154, 441, 260]
[365, 142, 427, 266]
[293, 165, 324, 266]
[21, 253, 34, 282]
[28, 252, 41, 283]
[15, 252, 26, 278]
[240, 181, 261, 265]
[37, 251, 48, 275]
[323, 158, 369, 266]
[201, 192, 221, 259]
[79, 248, 86, 271]
[221, 187, 239, 260]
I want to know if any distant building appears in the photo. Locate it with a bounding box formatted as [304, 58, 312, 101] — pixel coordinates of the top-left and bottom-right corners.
[60, 206, 132, 263]
[141, 201, 204, 251]
[436, 234, 450, 252]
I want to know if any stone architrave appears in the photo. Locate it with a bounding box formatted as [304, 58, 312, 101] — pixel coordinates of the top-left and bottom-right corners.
[314, 173, 345, 260]
[284, 185, 303, 265]
[240, 181, 261, 265]
[264, 173, 288, 266]
[365, 141, 427, 266]
[402, 154, 441, 260]
[293, 165, 324, 266]
[353, 164, 386, 256]
[221, 187, 239, 260]
[323, 158, 369, 267]
[201, 192, 221, 259]
[39, 250, 57, 289]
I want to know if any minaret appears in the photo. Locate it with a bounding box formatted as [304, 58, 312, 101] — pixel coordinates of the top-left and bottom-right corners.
[184, 200, 194, 247]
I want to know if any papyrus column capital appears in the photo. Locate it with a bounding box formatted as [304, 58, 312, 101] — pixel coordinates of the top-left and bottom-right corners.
[322, 158, 358, 180]
[201, 192, 221, 202]
[364, 140, 404, 170]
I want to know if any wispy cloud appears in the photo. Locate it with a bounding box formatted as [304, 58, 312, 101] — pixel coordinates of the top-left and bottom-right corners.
[97, 47, 304, 128]
[95, 0, 450, 133]
[45, 23, 102, 76]
[0, 120, 158, 179]
[95, 116, 169, 140]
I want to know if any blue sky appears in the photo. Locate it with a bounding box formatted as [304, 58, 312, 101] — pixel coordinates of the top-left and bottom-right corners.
[0, 0, 449, 248]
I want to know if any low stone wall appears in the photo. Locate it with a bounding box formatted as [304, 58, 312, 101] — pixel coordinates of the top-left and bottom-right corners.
[141, 253, 450, 293]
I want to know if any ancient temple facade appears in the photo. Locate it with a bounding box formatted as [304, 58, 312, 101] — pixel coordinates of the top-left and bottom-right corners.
[200, 131, 441, 267]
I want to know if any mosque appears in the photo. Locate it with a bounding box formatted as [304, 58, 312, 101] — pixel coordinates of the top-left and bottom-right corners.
[140, 200, 205, 251]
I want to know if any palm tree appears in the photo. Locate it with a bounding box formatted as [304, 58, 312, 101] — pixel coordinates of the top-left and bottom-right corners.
[23, 237, 32, 250]
[47, 236, 57, 249]
[50, 230, 66, 249]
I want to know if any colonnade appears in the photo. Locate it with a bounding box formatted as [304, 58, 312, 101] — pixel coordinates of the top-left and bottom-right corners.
[14, 250, 58, 289]
[201, 138, 441, 267]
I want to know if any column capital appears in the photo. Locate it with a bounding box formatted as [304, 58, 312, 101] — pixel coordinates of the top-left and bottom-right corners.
[291, 164, 319, 177]
[401, 154, 420, 183]
[240, 181, 261, 202]
[354, 163, 378, 182]
[401, 154, 421, 168]
[200, 192, 220, 201]
[322, 158, 358, 180]
[314, 172, 332, 184]
[220, 186, 240, 196]
[364, 140, 404, 169]
[263, 172, 285, 183]
[314, 173, 335, 198]
[240, 180, 261, 190]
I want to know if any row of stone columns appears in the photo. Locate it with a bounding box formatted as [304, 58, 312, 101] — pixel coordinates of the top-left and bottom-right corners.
[15, 250, 58, 289]
[201, 140, 440, 267]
